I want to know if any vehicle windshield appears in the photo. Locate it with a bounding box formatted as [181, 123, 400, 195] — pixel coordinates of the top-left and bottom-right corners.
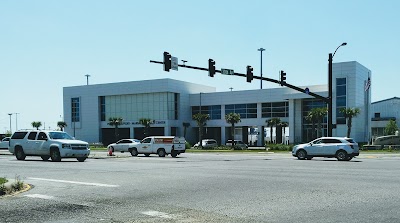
[49, 132, 74, 140]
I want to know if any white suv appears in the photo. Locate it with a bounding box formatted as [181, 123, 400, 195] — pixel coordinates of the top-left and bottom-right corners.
[292, 137, 359, 161]
[9, 130, 90, 162]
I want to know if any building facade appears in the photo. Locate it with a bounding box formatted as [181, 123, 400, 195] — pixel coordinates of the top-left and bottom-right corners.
[371, 97, 400, 139]
[63, 61, 371, 146]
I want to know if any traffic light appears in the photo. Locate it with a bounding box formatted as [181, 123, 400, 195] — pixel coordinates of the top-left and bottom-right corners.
[246, 66, 253, 83]
[208, 59, 215, 77]
[163, 52, 172, 72]
[280, 70, 286, 86]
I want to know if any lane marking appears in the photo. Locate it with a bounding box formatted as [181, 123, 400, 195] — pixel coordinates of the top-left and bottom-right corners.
[28, 177, 119, 187]
[25, 194, 54, 200]
[141, 210, 177, 219]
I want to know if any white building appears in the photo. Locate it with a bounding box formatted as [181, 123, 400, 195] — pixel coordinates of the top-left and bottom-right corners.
[371, 97, 400, 139]
[63, 61, 371, 146]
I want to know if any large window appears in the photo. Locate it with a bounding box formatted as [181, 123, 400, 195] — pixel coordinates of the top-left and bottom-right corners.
[225, 103, 257, 119]
[262, 102, 288, 118]
[336, 78, 347, 124]
[302, 99, 327, 142]
[192, 105, 221, 119]
[71, 97, 80, 122]
[100, 92, 178, 121]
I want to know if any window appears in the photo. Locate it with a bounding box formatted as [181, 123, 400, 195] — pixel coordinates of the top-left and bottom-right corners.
[100, 96, 106, 121]
[37, 132, 48, 141]
[336, 78, 347, 125]
[225, 103, 257, 119]
[141, 138, 151, 143]
[192, 105, 221, 119]
[375, 113, 380, 118]
[11, 132, 28, 139]
[322, 139, 342, 144]
[262, 102, 288, 118]
[28, 132, 38, 140]
[71, 97, 80, 122]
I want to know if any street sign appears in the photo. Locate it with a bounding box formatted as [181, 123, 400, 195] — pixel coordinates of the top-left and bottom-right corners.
[221, 68, 234, 75]
[171, 57, 178, 71]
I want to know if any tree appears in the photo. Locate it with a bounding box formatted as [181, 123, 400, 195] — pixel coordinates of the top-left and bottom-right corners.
[305, 112, 317, 139]
[279, 122, 289, 144]
[57, 121, 67, 131]
[139, 118, 153, 138]
[307, 107, 327, 138]
[182, 122, 190, 138]
[192, 113, 210, 148]
[107, 117, 123, 142]
[266, 118, 281, 144]
[31, 121, 42, 130]
[385, 119, 398, 135]
[340, 107, 361, 138]
[225, 113, 241, 149]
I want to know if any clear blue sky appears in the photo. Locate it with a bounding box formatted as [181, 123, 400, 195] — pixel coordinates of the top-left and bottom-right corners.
[1, 0, 399, 132]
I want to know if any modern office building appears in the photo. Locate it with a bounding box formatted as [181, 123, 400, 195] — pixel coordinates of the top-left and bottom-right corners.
[371, 97, 400, 139]
[63, 61, 372, 146]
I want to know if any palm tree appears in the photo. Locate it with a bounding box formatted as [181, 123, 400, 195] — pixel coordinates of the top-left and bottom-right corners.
[57, 121, 67, 131]
[192, 113, 210, 148]
[340, 107, 361, 138]
[107, 117, 123, 141]
[139, 118, 153, 138]
[31, 121, 42, 130]
[307, 107, 328, 138]
[305, 112, 317, 139]
[279, 122, 289, 144]
[182, 122, 190, 138]
[266, 118, 281, 144]
[225, 113, 241, 149]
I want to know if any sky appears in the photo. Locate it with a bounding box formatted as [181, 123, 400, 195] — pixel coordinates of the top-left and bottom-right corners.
[1, 0, 399, 133]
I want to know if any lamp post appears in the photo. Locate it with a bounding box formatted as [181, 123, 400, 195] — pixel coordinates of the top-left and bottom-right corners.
[328, 42, 347, 137]
[85, 74, 90, 85]
[258, 48, 265, 89]
[8, 113, 12, 133]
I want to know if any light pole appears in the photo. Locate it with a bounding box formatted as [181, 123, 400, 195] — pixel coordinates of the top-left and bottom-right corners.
[8, 113, 12, 133]
[14, 113, 19, 131]
[328, 42, 347, 137]
[85, 74, 90, 85]
[258, 48, 265, 89]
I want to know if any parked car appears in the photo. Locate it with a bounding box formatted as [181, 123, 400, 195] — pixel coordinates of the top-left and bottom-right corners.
[107, 139, 141, 155]
[0, 137, 10, 149]
[193, 139, 218, 148]
[226, 139, 248, 149]
[292, 137, 359, 161]
[372, 135, 400, 148]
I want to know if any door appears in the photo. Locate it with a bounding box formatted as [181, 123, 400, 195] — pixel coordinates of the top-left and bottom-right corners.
[24, 131, 38, 154]
[35, 132, 49, 155]
[138, 137, 152, 153]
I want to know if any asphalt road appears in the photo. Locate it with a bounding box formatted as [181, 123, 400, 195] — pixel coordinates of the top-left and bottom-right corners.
[1, 152, 400, 223]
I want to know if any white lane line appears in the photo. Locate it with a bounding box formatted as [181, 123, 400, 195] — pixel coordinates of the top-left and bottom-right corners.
[25, 194, 54, 200]
[28, 177, 119, 188]
[142, 210, 177, 219]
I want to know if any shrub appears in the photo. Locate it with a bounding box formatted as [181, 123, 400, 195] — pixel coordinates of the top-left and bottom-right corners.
[185, 141, 192, 150]
[265, 143, 293, 151]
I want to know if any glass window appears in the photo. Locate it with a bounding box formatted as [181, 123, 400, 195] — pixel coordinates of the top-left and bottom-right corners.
[28, 132, 37, 140]
[336, 78, 347, 125]
[71, 97, 80, 122]
[262, 102, 288, 118]
[224, 103, 257, 119]
[37, 132, 48, 141]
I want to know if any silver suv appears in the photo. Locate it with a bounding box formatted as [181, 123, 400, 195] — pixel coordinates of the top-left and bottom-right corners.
[292, 137, 359, 161]
[9, 130, 90, 162]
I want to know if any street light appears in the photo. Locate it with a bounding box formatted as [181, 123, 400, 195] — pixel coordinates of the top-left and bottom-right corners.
[328, 42, 347, 137]
[85, 74, 91, 85]
[258, 48, 265, 89]
[8, 113, 12, 133]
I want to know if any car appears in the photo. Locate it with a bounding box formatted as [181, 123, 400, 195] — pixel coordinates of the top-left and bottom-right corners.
[107, 139, 141, 155]
[9, 130, 90, 162]
[292, 137, 359, 161]
[193, 139, 218, 148]
[226, 139, 248, 149]
[0, 137, 10, 149]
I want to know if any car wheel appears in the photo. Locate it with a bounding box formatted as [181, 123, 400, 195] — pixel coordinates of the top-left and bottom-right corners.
[15, 148, 26, 160]
[296, 150, 307, 160]
[41, 155, 50, 161]
[145, 153, 150, 157]
[77, 157, 86, 162]
[157, 149, 166, 157]
[346, 156, 353, 161]
[306, 156, 313, 160]
[50, 149, 62, 162]
[171, 151, 178, 158]
[336, 150, 348, 161]
[130, 148, 138, 156]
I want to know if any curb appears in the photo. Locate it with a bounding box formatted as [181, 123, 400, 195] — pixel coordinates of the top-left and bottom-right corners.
[0, 183, 31, 199]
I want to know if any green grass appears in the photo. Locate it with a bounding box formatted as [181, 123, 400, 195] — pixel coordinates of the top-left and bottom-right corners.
[0, 177, 7, 185]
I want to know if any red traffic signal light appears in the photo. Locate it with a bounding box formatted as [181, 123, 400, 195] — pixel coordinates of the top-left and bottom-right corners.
[246, 66, 253, 83]
[208, 59, 215, 77]
[163, 52, 172, 72]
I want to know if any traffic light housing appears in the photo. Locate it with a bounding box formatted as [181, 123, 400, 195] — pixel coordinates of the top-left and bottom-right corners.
[280, 70, 286, 86]
[163, 52, 172, 72]
[246, 66, 253, 83]
[208, 59, 215, 77]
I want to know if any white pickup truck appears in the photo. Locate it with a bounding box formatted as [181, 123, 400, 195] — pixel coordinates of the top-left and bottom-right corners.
[130, 136, 186, 157]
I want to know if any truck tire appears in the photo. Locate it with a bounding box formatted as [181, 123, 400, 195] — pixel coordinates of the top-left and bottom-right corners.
[50, 148, 62, 162]
[129, 148, 138, 156]
[41, 155, 50, 161]
[15, 147, 26, 160]
[157, 149, 166, 157]
[77, 157, 86, 162]
[171, 150, 178, 158]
